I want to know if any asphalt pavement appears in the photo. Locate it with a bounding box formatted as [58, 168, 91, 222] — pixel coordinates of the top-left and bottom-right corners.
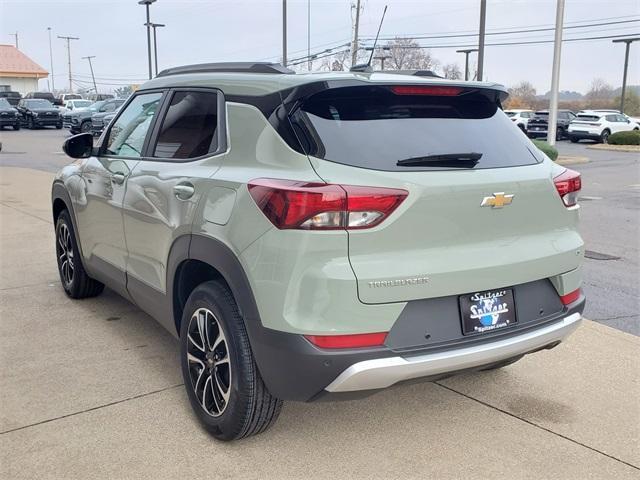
[0, 165, 638, 479]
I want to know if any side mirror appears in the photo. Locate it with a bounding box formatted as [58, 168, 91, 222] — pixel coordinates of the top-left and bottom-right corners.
[63, 133, 94, 159]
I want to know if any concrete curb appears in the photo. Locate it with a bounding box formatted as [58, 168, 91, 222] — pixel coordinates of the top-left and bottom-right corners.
[556, 155, 590, 166]
[587, 144, 640, 153]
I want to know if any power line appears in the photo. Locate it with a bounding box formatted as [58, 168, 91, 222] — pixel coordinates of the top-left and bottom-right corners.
[361, 18, 639, 41]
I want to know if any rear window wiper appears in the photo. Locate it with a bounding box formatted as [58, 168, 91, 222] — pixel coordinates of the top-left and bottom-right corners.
[396, 152, 482, 168]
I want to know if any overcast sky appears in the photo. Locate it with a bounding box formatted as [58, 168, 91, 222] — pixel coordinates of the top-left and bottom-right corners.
[1, 0, 639, 94]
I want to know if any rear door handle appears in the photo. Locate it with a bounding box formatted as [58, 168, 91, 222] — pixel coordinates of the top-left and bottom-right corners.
[173, 183, 195, 200]
[111, 172, 126, 185]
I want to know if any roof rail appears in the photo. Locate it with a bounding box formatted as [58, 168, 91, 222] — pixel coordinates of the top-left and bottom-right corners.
[157, 62, 295, 77]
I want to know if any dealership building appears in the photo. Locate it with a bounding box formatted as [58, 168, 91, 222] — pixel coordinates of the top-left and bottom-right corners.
[0, 44, 48, 94]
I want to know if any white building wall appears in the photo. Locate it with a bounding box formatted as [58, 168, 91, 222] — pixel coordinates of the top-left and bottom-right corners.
[0, 77, 41, 95]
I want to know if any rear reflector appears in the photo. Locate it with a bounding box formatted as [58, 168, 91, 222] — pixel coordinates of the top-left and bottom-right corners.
[305, 332, 387, 349]
[248, 178, 408, 230]
[560, 288, 581, 305]
[391, 85, 463, 96]
[553, 168, 582, 207]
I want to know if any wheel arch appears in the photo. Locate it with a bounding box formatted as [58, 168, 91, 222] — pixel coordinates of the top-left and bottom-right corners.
[170, 234, 263, 341]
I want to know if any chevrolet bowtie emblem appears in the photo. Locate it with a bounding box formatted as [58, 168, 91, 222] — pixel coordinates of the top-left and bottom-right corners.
[481, 192, 514, 208]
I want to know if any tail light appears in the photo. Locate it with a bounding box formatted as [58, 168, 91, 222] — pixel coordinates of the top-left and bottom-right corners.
[553, 168, 581, 207]
[391, 85, 462, 96]
[248, 178, 408, 230]
[560, 288, 581, 305]
[305, 332, 387, 349]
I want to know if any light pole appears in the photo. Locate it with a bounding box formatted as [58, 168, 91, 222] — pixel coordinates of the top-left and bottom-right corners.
[612, 37, 639, 113]
[82, 56, 97, 94]
[138, 0, 157, 79]
[477, 0, 487, 81]
[351, 0, 361, 66]
[456, 48, 478, 81]
[58, 35, 79, 92]
[145, 23, 165, 76]
[47, 27, 55, 92]
[282, 0, 287, 66]
[547, 0, 565, 147]
[307, 0, 311, 71]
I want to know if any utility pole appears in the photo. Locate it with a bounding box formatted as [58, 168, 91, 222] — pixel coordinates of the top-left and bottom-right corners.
[307, 0, 311, 71]
[58, 35, 79, 92]
[145, 23, 165, 76]
[477, 0, 487, 81]
[9, 32, 18, 49]
[282, 0, 287, 66]
[547, 0, 565, 147]
[47, 28, 55, 92]
[82, 56, 97, 94]
[612, 37, 639, 114]
[456, 48, 478, 81]
[138, 0, 157, 79]
[351, 0, 361, 66]
[373, 54, 390, 70]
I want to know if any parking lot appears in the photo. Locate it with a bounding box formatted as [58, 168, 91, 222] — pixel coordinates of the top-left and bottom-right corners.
[0, 129, 639, 478]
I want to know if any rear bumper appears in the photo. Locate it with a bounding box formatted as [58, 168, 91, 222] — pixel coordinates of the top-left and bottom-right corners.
[568, 130, 601, 140]
[250, 292, 585, 401]
[326, 312, 581, 393]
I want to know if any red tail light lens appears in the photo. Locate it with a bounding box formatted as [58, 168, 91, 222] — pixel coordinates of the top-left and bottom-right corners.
[305, 332, 387, 349]
[560, 288, 581, 305]
[391, 85, 463, 96]
[553, 168, 582, 207]
[248, 178, 408, 230]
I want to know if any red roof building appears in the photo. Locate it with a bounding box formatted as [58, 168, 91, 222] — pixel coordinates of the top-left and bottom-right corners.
[0, 44, 49, 94]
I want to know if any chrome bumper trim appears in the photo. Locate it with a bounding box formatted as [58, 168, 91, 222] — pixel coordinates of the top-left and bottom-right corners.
[325, 313, 582, 393]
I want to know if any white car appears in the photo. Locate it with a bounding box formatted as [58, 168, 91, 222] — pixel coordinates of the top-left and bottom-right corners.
[59, 99, 94, 115]
[504, 109, 534, 131]
[568, 111, 639, 143]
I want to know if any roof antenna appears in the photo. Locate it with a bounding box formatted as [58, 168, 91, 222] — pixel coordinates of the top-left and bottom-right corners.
[350, 5, 388, 73]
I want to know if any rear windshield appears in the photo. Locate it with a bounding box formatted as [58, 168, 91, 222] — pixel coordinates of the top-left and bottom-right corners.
[576, 115, 601, 121]
[293, 86, 539, 171]
[24, 99, 53, 108]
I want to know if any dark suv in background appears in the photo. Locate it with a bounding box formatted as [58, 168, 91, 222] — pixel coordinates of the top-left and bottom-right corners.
[0, 98, 20, 130]
[527, 109, 576, 140]
[63, 98, 125, 134]
[17, 98, 62, 129]
[0, 90, 22, 107]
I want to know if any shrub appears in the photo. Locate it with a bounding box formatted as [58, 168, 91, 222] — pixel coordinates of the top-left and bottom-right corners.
[532, 139, 559, 160]
[607, 130, 640, 145]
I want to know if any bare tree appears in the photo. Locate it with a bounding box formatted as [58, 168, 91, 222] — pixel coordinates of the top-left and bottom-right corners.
[503, 81, 537, 109]
[442, 63, 462, 80]
[385, 38, 439, 71]
[586, 78, 614, 100]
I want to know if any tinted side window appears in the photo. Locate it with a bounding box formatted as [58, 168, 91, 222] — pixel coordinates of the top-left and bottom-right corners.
[152, 90, 219, 159]
[605, 115, 616, 122]
[105, 92, 162, 158]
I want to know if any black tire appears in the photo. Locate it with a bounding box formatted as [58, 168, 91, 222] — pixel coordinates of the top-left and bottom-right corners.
[55, 210, 104, 299]
[180, 281, 282, 441]
[56, 122, 62, 129]
[27, 117, 34, 129]
[13, 124, 20, 131]
[481, 355, 524, 371]
[556, 127, 564, 141]
[570, 136, 579, 143]
[600, 129, 610, 144]
[80, 121, 91, 133]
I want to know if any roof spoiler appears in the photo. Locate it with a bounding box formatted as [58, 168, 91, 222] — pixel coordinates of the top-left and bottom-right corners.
[157, 62, 295, 77]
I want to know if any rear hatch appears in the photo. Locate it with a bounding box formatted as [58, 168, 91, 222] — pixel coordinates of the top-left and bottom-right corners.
[290, 83, 582, 304]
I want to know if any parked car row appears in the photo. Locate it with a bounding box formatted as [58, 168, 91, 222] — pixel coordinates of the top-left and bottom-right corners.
[0, 96, 125, 132]
[504, 108, 639, 143]
[0, 90, 115, 109]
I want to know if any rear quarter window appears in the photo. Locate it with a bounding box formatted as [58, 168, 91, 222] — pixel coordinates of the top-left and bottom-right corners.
[291, 86, 540, 171]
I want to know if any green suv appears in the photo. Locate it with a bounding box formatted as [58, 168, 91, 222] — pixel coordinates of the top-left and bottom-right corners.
[51, 63, 585, 440]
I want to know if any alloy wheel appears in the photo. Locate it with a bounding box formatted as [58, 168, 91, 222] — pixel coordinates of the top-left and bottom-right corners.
[186, 307, 232, 417]
[57, 223, 74, 287]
